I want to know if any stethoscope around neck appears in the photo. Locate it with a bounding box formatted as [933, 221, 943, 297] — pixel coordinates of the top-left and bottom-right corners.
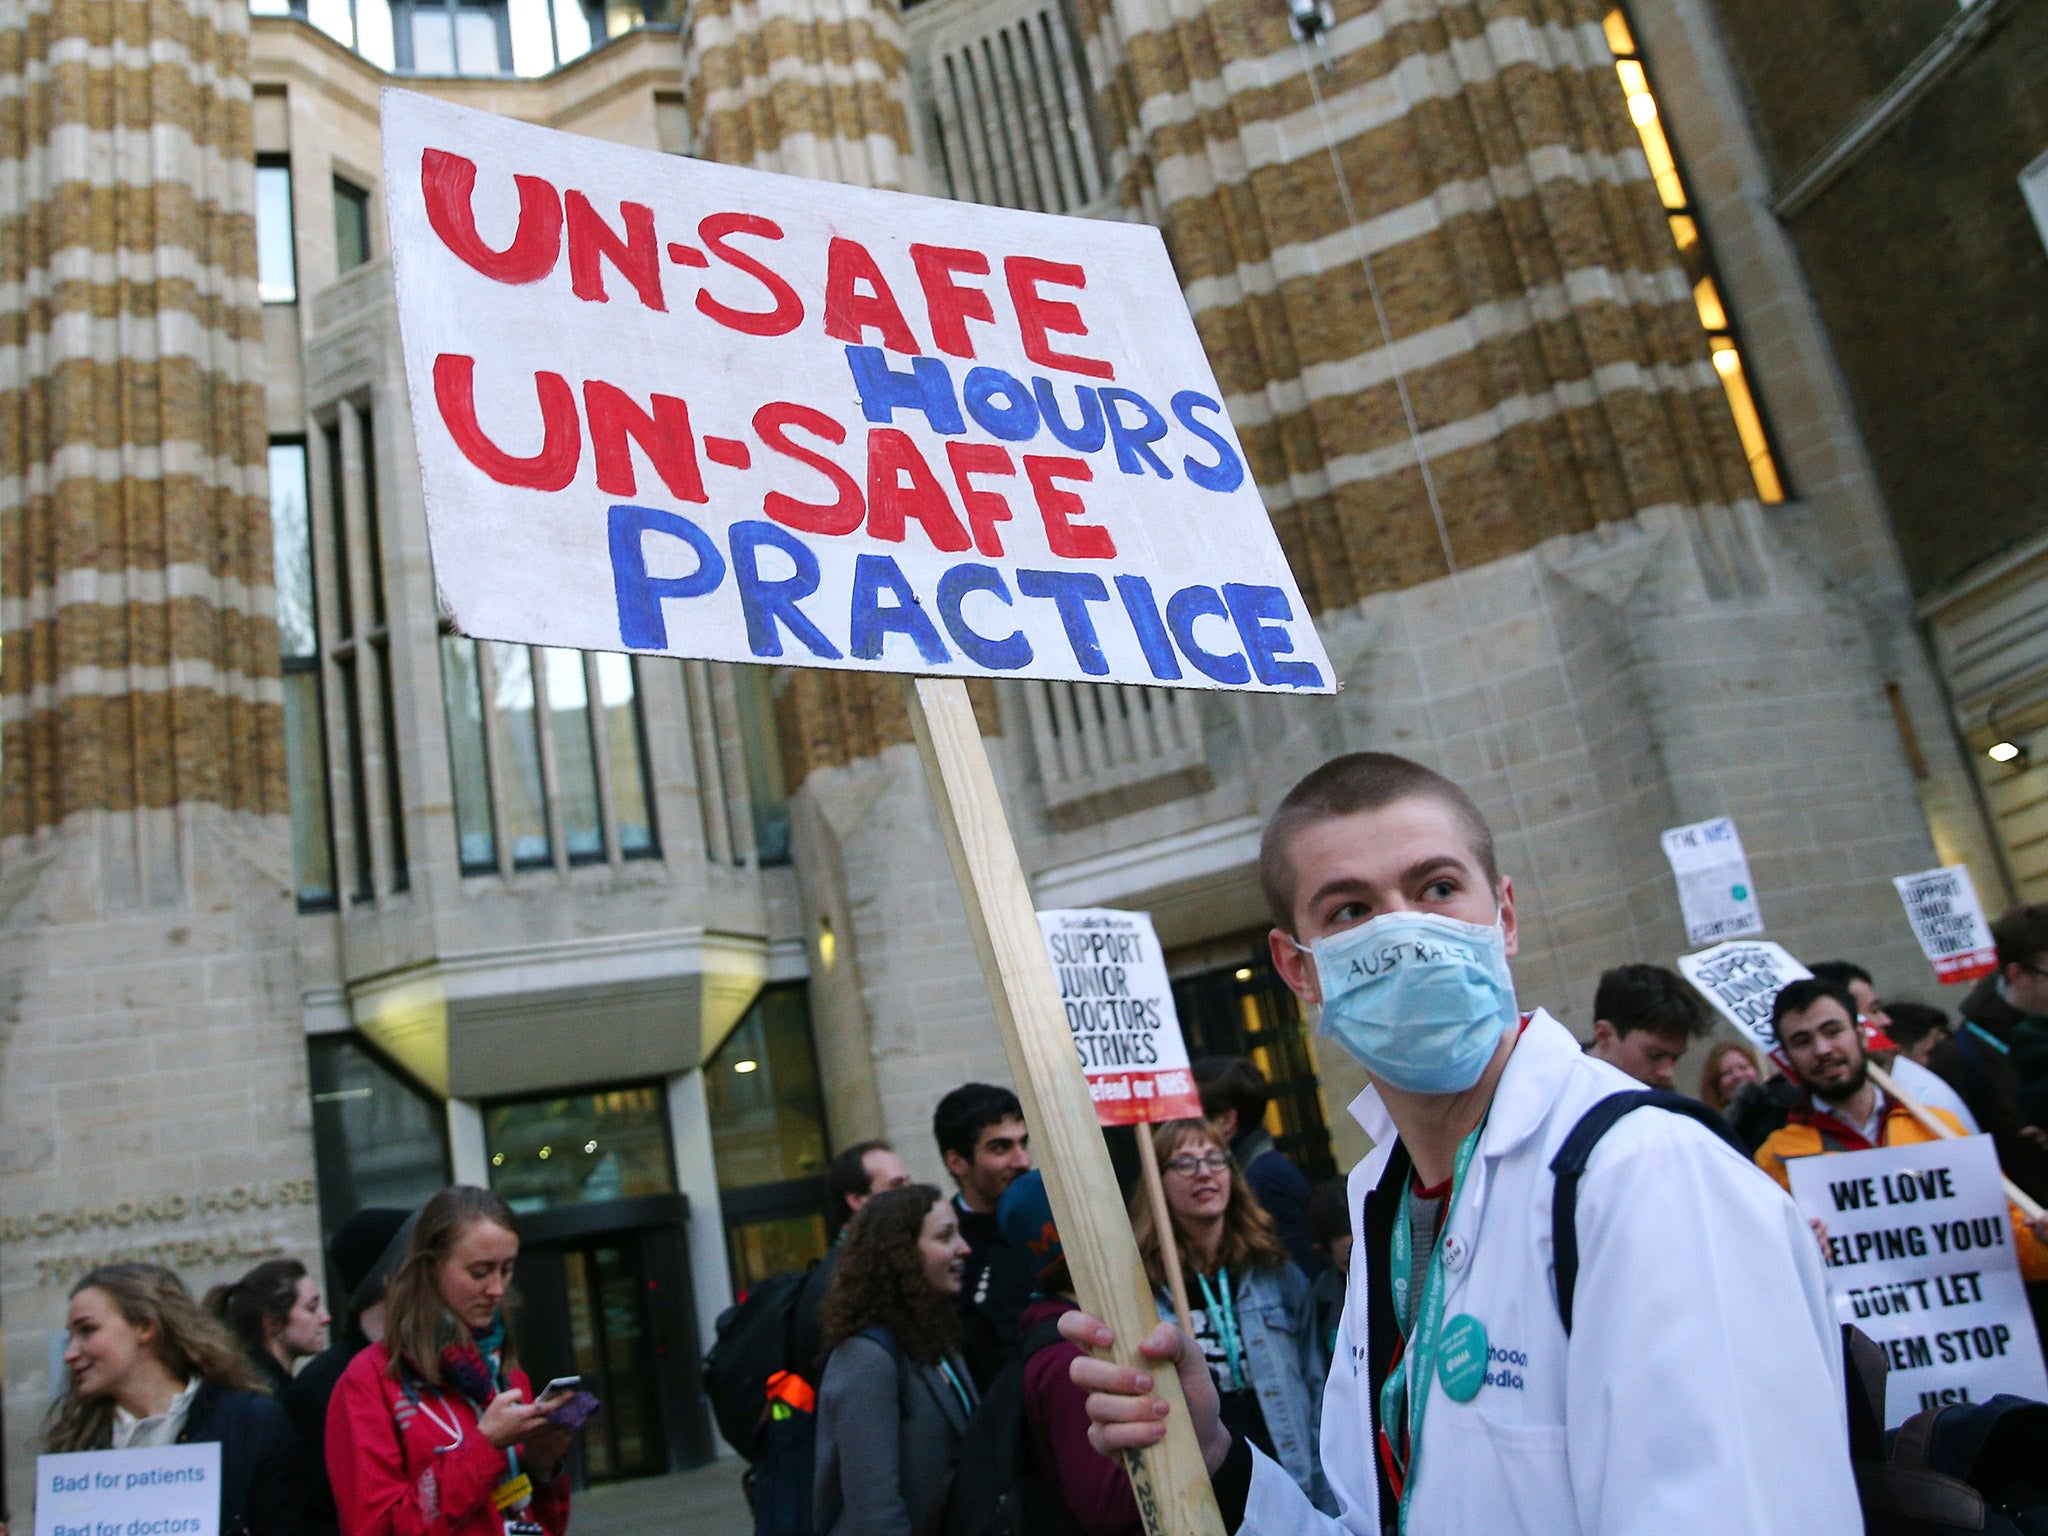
[410, 1389, 467, 1453]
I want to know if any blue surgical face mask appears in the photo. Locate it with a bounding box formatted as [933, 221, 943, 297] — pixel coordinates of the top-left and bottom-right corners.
[1303, 910, 1519, 1095]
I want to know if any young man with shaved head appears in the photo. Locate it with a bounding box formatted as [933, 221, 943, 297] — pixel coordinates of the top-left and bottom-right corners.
[1062, 753, 1857, 1535]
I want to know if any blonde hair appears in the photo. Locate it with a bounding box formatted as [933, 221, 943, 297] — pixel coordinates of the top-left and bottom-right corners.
[383, 1185, 522, 1386]
[1698, 1038, 1765, 1113]
[1132, 1119, 1287, 1292]
[46, 1264, 265, 1453]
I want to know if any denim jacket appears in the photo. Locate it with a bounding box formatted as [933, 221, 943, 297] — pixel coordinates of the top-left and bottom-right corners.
[1156, 1260, 1333, 1512]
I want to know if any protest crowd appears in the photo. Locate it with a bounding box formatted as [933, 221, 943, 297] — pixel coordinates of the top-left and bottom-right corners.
[31, 755, 2048, 1536]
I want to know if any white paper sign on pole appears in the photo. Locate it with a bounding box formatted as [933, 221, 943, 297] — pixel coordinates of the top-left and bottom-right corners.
[1787, 1137, 2048, 1426]
[1894, 866, 2000, 985]
[1660, 816, 1764, 946]
[1038, 908, 1202, 1126]
[1675, 939, 1812, 1057]
[35, 1443, 220, 1536]
[381, 91, 1332, 695]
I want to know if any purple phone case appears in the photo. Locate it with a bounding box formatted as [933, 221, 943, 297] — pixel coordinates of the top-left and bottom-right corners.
[545, 1389, 601, 1430]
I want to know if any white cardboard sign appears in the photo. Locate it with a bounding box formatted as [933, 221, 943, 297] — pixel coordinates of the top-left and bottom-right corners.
[1676, 939, 1811, 1057]
[1894, 866, 1999, 985]
[1660, 816, 1764, 946]
[381, 91, 1332, 694]
[1038, 908, 1202, 1126]
[1788, 1137, 2048, 1426]
[35, 1443, 219, 1536]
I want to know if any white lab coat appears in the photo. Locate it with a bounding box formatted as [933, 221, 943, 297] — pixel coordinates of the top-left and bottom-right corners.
[1241, 1011, 1861, 1536]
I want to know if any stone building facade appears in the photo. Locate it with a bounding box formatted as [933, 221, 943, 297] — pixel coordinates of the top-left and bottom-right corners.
[2, 0, 2035, 1503]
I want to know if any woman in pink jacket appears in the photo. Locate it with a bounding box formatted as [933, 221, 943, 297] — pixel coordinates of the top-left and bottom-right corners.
[326, 1188, 573, 1536]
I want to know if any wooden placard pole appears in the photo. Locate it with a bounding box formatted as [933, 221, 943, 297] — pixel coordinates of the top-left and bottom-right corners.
[907, 677, 1225, 1536]
[1135, 1127, 1196, 1338]
[1867, 1062, 2047, 1220]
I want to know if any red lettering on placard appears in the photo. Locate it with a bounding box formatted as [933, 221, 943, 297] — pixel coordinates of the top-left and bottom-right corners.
[910, 244, 996, 359]
[565, 192, 666, 310]
[696, 213, 804, 336]
[433, 354, 579, 491]
[1025, 455, 1113, 558]
[1005, 257, 1114, 380]
[944, 442, 1016, 557]
[824, 238, 920, 354]
[755, 403, 865, 536]
[585, 380, 704, 502]
[421, 150, 561, 285]
[865, 429, 971, 552]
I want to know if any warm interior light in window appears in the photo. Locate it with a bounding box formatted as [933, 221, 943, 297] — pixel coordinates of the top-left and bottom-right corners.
[1709, 340, 1785, 503]
[1693, 277, 1728, 331]
[1668, 214, 1698, 251]
[818, 917, 837, 972]
[1989, 741, 2022, 763]
[734, 1059, 760, 1074]
[1603, 8, 1634, 54]
[1235, 967, 1254, 981]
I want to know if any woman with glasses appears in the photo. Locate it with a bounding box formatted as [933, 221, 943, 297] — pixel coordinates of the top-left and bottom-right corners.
[1131, 1118, 1332, 1511]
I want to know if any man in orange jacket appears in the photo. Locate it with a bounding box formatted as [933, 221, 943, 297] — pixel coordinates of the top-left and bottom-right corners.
[1757, 976, 2048, 1282]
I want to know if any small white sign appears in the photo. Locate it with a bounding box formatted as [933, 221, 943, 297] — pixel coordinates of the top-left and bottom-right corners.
[1676, 938, 1812, 1057]
[1788, 1137, 2048, 1427]
[1894, 866, 1999, 985]
[1660, 816, 1764, 946]
[1037, 908, 1202, 1126]
[382, 90, 1331, 694]
[35, 1442, 219, 1536]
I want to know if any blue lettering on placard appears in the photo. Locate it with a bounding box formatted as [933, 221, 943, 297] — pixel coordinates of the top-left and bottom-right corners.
[1171, 390, 1244, 492]
[845, 346, 965, 434]
[1223, 583, 1322, 688]
[609, 503, 726, 648]
[1098, 388, 1174, 479]
[730, 519, 842, 659]
[962, 367, 1041, 442]
[1033, 377, 1107, 452]
[937, 564, 1032, 670]
[1115, 574, 1182, 681]
[1017, 568, 1112, 675]
[1165, 584, 1250, 684]
[849, 551, 950, 663]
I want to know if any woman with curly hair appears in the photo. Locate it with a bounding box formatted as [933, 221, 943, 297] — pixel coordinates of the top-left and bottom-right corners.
[47, 1262, 303, 1535]
[207, 1258, 331, 1394]
[1134, 1118, 1331, 1511]
[813, 1183, 978, 1536]
[325, 1187, 573, 1536]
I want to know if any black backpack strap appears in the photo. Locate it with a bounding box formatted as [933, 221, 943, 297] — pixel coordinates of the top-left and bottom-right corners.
[1550, 1089, 1748, 1335]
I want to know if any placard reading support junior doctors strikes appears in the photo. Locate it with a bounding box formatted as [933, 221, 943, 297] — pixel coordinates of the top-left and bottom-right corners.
[1787, 1136, 2048, 1427]
[1037, 909, 1202, 1126]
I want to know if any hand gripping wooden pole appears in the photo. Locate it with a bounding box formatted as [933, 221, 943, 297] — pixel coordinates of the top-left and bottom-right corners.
[1866, 1062, 2047, 1221]
[907, 677, 1225, 1536]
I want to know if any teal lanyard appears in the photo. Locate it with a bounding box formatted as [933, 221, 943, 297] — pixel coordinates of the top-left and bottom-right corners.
[1194, 1268, 1247, 1390]
[1378, 1120, 1485, 1533]
[938, 1357, 974, 1416]
[1964, 1021, 2011, 1056]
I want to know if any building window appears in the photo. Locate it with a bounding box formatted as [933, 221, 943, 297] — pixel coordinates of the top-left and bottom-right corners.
[255, 156, 297, 303]
[272, 440, 337, 910]
[705, 983, 829, 1290]
[335, 177, 372, 273]
[733, 667, 790, 866]
[483, 1083, 676, 1213]
[1604, 8, 1785, 505]
[441, 642, 660, 876]
[395, 0, 511, 74]
[308, 1033, 451, 1275]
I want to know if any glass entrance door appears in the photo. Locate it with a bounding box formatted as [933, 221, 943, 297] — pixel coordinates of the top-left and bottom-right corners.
[560, 1240, 667, 1481]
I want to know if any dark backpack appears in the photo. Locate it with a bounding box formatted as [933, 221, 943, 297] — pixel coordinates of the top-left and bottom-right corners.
[1551, 1089, 2048, 1533]
[944, 1317, 1084, 1536]
[705, 1270, 813, 1460]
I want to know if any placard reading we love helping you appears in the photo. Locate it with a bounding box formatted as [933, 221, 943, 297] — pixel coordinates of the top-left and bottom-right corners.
[35, 1443, 219, 1536]
[1038, 909, 1202, 1125]
[383, 91, 1332, 694]
[1787, 1137, 2048, 1427]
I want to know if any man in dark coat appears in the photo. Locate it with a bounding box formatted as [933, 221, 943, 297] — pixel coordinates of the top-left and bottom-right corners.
[1935, 902, 2048, 1206]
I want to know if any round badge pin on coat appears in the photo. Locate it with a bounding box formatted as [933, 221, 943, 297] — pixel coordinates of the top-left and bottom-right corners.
[1437, 1314, 1489, 1402]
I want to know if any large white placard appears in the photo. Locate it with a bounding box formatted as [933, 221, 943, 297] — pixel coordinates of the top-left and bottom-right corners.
[1038, 908, 1202, 1126]
[382, 91, 1332, 695]
[1894, 866, 1999, 985]
[1660, 816, 1764, 946]
[1787, 1137, 2048, 1426]
[1676, 938, 1811, 1057]
[35, 1443, 219, 1536]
